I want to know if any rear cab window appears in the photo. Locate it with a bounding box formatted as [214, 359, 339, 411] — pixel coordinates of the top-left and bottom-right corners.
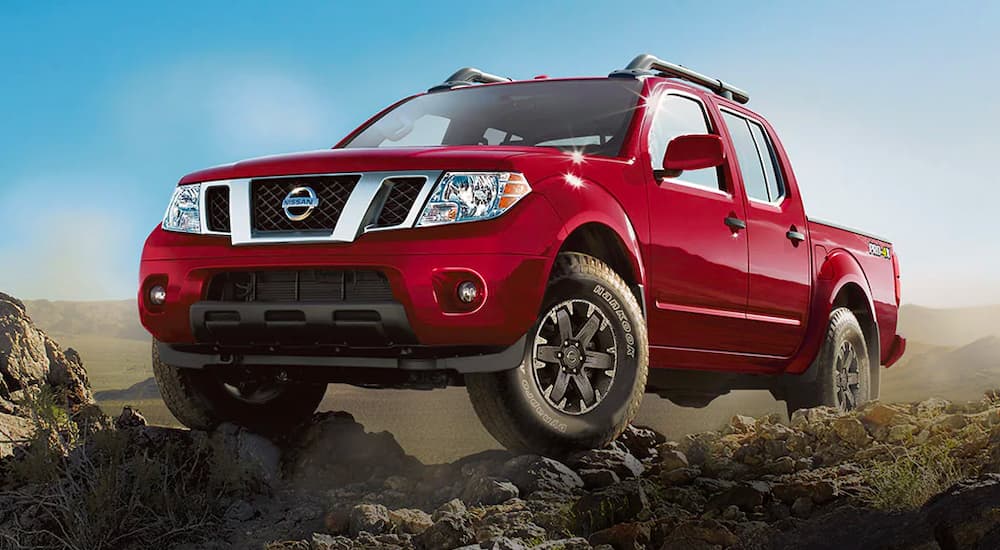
[721, 109, 786, 203]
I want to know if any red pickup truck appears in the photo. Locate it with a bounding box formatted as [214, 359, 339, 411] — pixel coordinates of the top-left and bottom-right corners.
[140, 54, 906, 455]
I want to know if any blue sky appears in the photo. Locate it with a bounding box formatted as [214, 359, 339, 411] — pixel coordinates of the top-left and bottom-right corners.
[1, 1, 997, 306]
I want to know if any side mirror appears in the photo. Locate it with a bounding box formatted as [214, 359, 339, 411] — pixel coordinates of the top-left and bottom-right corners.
[661, 134, 725, 178]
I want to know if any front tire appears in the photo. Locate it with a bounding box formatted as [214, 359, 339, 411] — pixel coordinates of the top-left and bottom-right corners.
[152, 342, 327, 433]
[466, 253, 648, 456]
[786, 307, 871, 416]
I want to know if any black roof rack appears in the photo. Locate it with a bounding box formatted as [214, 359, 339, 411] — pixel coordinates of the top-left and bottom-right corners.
[610, 54, 750, 104]
[429, 67, 512, 92]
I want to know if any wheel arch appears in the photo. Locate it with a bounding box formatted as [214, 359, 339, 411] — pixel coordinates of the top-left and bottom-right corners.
[555, 221, 645, 314]
[813, 250, 881, 398]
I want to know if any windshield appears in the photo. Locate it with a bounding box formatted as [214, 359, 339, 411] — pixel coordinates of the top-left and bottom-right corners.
[342, 79, 643, 157]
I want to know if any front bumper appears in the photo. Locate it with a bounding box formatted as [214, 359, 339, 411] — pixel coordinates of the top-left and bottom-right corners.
[138, 194, 560, 349]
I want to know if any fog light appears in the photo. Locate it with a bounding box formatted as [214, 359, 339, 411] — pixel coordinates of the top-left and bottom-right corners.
[149, 285, 167, 305]
[457, 281, 479, 304]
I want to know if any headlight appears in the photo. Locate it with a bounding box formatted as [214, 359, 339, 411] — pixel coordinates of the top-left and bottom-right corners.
[417, 172, 531, 226]
[162, 184, 201, 233]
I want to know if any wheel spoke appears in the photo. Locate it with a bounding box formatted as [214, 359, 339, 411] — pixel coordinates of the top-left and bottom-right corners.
[843, 388, 856, 409]
[573, 373, 596, 406]
[583, 351, 614, 371]
[575, 313, 601, 347]
[549, 370, 571, 403]
[556, 308, 573, 342]
[537, 345, 561, 363]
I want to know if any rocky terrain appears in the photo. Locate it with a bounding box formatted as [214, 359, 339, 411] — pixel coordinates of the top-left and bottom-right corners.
[4, 291, 1000, 549]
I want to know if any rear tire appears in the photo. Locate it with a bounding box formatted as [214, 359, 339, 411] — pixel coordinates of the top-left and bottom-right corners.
[152, 341, 326, 433]
[786, 307, 871, 416]
[466, 253, 648, 456]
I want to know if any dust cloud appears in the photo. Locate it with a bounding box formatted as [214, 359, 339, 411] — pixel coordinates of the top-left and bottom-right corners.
[320, 386, 784, 464]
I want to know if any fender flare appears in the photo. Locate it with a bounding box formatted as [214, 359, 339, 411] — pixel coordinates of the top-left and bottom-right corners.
[787, 248, 881, 393]
[542, 175, 645, 288]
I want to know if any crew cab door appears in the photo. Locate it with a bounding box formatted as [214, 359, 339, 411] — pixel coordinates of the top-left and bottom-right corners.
[719, 108, 810, 356]
[644, 90, 753, 353]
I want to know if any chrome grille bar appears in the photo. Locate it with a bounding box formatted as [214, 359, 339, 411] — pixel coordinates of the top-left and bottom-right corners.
[204, 171, 441, 246]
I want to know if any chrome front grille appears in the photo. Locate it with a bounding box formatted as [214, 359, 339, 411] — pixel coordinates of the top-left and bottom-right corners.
[198, 171, 439, 245]
[251, 175, 359, 233]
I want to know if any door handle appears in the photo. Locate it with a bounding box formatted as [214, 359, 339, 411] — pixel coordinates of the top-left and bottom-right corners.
[724, 216, 746, 231]
[786, 227, 806, 243]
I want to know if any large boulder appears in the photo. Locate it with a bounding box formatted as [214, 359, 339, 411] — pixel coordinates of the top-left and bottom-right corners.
[0, 292, 93, 410]
[0, 292, 97, 457]
[282, 411, 422, 487]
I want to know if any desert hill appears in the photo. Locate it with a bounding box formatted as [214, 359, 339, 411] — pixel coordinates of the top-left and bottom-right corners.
[881, 336, 1000, 402]
[897, 303, 1000, 347]
[22, 298, 146, 341]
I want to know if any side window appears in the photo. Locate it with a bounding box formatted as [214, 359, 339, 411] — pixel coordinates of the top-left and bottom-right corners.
[747, 121, 785, 202]
[648, 94, 722, 191]
[721, 112, 769, 202]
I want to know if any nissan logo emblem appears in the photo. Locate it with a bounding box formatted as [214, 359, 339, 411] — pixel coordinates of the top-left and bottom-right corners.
[281, 186, 320, 221]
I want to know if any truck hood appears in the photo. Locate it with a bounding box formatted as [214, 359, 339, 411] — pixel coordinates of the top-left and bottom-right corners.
[178, 146, 552, 184]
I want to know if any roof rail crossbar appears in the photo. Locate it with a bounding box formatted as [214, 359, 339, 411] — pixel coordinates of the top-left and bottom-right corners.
[429, 67, 512, 92]
[611, 54, 750, 105]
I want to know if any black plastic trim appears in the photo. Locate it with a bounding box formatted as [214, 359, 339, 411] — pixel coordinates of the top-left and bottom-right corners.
[156, 334, 528, 374]
[190, 301, 415, 346]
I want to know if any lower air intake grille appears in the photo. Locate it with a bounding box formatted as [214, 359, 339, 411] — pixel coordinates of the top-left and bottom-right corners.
[206, 270, 393, 303]
[375, 177, 426, 227]
[205, 187, 231, 232]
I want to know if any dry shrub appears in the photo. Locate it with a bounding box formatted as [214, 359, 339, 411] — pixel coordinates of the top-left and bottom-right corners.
[1, 389, 262, 550]
[860, 441, 967, 511]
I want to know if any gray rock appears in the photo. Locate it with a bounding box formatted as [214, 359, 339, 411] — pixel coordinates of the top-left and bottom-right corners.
[501, 455, 583, 496]
[432, 498, 467, 521]
[617, 425, 666, 460]
[659, 466, 700, 486]
[588, 522, 651, 550]
[0, 292, 96, 457]
[389, 508, 433, 535]
[705, 481, 770, 512]
[658, 449, 690, 472]
[924, 474, 1000, 549]
[773, 479, 837, 504]
[212, 423, 282, 483]
[568, 448, 644, 479]
[461, 475, 519, 506]
[577, 468, 620, 489]
[791, 496, 813, 518]
[114, 405, 147, 429]
[572, 478, 649, 534]
[531, 538, 590, 550]
[662, 518, 738, 548]
[413, 513, 475, 550]
[223, 499, 256, 522]
[349, 503, 390, 536]
[284, 411, 422, 488]
[457, 538, 528, 550]
[310, 533, 352, 550]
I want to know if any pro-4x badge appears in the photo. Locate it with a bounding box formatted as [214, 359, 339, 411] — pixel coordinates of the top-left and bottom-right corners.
[868, 242, 891, 259]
